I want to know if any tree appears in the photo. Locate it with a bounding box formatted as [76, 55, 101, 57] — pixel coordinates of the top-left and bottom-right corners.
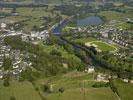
[43, 84, 50, 93]
[32, 25, 39, 31]
[58, 87, 64, 93]
[50, 49, 62, 56]
[2, 57, 12, 71]
[75, 49, 86, 59]
[3, 79, 10, 87]
[46, 34, 59, 45]
[64, 43, 74, 53]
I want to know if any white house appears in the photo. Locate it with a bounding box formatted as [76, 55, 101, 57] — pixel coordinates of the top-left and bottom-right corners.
[85, 66, 95, 73]
[1, 23, 6, 29]
[0, 70, 3, 79]
[96, 73, 109, 82]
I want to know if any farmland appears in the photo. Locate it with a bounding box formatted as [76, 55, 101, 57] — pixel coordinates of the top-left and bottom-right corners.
[98, 11, 133, 30]
[5, 7, 67, 32]
[34, 72, 119, 100]
[113, 79, 133, 100]
[0, 80, 41, 100]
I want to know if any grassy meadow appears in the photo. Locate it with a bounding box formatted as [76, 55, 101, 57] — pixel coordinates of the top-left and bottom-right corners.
[98, 10, 133, 30]
[87, 41, 117, 52]
[6, 7, 67, 32]
[34, 72, 119, 100]
[0, 80, 41, 100]
[113, 79, 133, 100]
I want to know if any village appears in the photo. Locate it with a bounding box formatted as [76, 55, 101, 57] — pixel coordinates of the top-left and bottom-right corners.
[65, 23, 133, 60]
[0, 22, 50, 79]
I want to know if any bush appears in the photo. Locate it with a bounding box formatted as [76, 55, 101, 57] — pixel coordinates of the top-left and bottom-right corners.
[50, 49, 62, 56]
[3, 79, 10, 87]
[92, 82, 109, 88]
[58, 87, 64, 93]
[43, 84, 50, 93]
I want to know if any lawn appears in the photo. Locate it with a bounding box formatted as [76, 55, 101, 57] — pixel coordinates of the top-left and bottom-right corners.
[0, 80, 41, 100]
[35, 72, 118, 100]
[113, 79, 133, 100]
[73, 37, 117, 52]
[85, 41, 117, 52]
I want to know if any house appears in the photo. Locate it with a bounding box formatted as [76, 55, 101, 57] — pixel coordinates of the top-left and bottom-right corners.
[0, 70, 3, 79]
[0, 61, 3, 67]
[22, 30, 49, 43]
[130, 80, 133, 84]
[123, 78, 129, 83]
[96, 73, 109, 82]
[1, 23, 6, 29]
[85, 66, 95, 73]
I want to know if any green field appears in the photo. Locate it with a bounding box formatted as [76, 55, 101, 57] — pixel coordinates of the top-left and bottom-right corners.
[0, 72, 119, 100]
[86, 41, 117, 52]
[98, 11, 133, 30]
[46, 88, 118, 100]
[98, 11, 132, 21]
[73, 37, 117, 52]
[113, 79, 133, 100]
[0, 81, 41, 100]
[34, 72, 118, 100]
[6, 7, 67, 32]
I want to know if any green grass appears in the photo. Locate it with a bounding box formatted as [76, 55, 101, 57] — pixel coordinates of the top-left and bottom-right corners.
[113, 79, 133, 100]
[35, 72, 118, 100]
[98, 11, 132, 21]
[0, 80, 41, 100]
[6, 7, 67, 32]
[46, 88, 118, 100]
[98, 11, 133, 30]
[73, 37, 117, 52]
[89, 41, 117, 52]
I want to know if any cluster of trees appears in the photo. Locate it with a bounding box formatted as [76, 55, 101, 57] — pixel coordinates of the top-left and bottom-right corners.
[53, 5, 94, 16]
[95, 53, 133, 79]
[4, 35, 86, 81]
[3, 79, 10, 87]
[92, 82, 109, 88]
[42, 84, 64, 94]
[2, 57, 12, 71]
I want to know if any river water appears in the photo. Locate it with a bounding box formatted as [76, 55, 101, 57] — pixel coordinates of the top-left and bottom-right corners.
[53, 16, 103, 34]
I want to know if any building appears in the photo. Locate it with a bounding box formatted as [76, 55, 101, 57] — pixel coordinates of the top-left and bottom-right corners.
[0, 23, 7, 31]
[85, 66, 95, 73]
[21, 30, 49, 43]
[96, 73, 109, 82]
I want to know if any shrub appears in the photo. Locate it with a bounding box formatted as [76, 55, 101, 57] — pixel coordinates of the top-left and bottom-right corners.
[92, 82, 109, 88]
[58, 87, 64, 93]
[3, 79, 10, 87]
[43, 84, 50, 93]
